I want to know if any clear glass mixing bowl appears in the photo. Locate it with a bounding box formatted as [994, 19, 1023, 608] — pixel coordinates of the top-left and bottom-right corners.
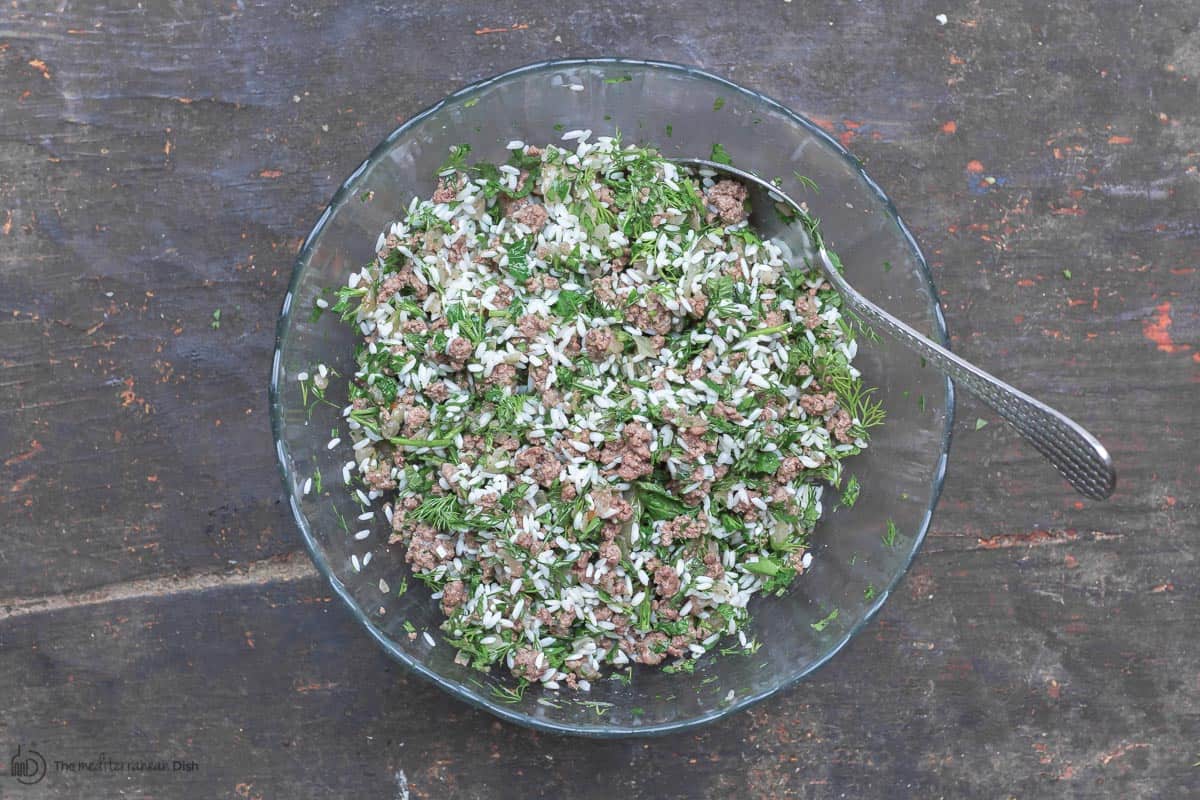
[269, 58, 953, 736]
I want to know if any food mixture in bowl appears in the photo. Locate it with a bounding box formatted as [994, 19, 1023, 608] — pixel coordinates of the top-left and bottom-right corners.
[302, 131, 882, 692]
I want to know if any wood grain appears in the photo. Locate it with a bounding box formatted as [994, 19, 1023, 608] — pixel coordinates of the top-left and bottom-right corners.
[0, 0, 1196, 797]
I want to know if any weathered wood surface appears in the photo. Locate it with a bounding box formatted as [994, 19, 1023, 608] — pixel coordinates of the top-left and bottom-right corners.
[0, 1, 1196, 797]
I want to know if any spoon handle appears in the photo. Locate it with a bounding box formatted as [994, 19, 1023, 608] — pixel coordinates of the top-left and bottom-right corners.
[817, 248, 1116, 500]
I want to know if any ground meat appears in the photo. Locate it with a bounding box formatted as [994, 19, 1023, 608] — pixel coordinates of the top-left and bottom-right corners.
[775, 456, 802, 484]
[634, 632, 670, 666]
[445, 237, 469, 265]
[703, 551, 725, 579]
[653, 565, 682, 598]
[493, 434, 520, 452]
[799, 391, 838, 416]
[560, 482, 577, 501]
[659, 514, 708, 547]
[599, 540, 621, 566]
[591, 276, 618, 306]
[510, 647, 546, 681]
[788, 549, 808, 573]
[704, 179, 749, 225]
[478, 492, 499, 510]
[794, 295, 822, 329]
[492, 284, 514, 309]
[609, 495, 634, 522]
[515, 445, 562, 487]
[667, 635, 692, 658]
[597, 569, 628, 598]
[763, 309, 785, 327]
[509, 200, 549, 232]
[440, 580, 467, 615]
[526, 362, 551, 393]
[584, 327, 616, 361]
[524, 274, 562, 293]
[596, 185, 614, 206]
[432, 177, 460, 204]
[688, 293, 709, 319]
[483, 363, 518, 388]
[829, 407, 854, 443]
[653, 599, 679, 621]
[599, 422, 654, 481]
[402, 405, 429, 435]
[535, 607, 575, 639]
[678, 428, 716, 460]
[624, 293, 673, 335]
[732, 490, 763, 522]
[424, 381, 450, 402]
[517, 314, 551, 340]
[402, 524, 446, 572]
[711, 401, 743, 423]
[364, 467, 396, 491]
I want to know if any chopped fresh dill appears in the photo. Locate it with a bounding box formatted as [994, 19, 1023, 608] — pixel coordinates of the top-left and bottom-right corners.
[883, 519, 898, 547]
[810, 608, 839, 632]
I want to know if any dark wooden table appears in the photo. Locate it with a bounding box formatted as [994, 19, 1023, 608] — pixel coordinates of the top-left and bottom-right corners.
[1, 2, 1196, 797]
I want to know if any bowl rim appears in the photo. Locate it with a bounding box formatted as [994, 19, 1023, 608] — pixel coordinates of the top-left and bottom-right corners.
[268, 56, 955, 737]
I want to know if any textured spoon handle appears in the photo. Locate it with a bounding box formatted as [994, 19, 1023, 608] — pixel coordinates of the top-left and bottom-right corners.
[818, 249, 1116, 500]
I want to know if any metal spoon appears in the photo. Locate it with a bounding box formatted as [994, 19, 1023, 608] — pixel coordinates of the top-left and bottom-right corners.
[676, 158, 1116, 500]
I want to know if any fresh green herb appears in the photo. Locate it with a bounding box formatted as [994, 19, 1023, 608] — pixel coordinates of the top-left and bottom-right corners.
[883, 519, 898, 547]
[312, 466, 323, 495]
[604, 75, 633, 84]
[438, 143, 471, 176]
[710, 142, 733, 165]
[811, 608, 839, 632]
[1062, 269, 1072, 280]
[864, 584, 877, 601]
[841, 475, 860, 507]
[211, 309, 221, 329]
[409, 495, 467, 531]
[491, 680, 529, 704]
[665, 124, 673, 138]
[975, 418, 988, 430]
[793, 172, 820, 192]
[883, 260, 893, 272]
[712, 96, 726, 111]
[463, 97, 479, 108]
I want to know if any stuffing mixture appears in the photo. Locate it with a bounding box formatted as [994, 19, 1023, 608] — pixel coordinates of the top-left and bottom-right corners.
[302, 131, 882, 692]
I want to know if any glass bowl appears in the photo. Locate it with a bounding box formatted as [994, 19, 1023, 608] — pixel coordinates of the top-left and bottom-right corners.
[269, 58, 953, 737]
